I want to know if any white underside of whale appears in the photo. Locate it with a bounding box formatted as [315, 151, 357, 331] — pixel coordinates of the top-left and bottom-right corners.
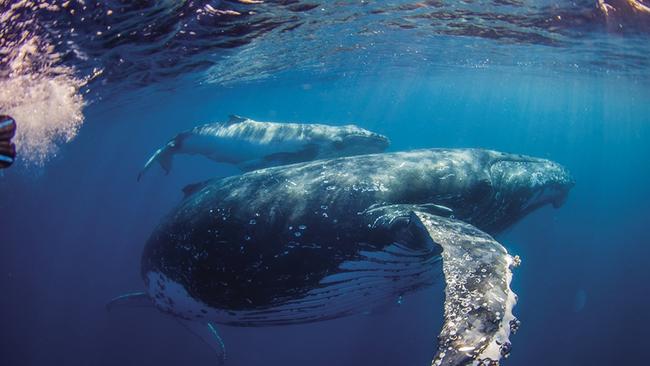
[135, 212, 519, 366]
[145, 242, 441, 326]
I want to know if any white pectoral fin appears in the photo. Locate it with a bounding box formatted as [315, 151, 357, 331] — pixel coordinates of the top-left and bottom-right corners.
[411, 212, 519, 366]
[106, 292, 153, 311]
[238, 144, 321, 171]
[177, 319, 226, 365]
[236, 158, 265, 172]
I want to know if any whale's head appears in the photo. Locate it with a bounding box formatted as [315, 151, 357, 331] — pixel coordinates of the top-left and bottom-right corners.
[486, 154, 574, 231]
[331, 125, 390, 156]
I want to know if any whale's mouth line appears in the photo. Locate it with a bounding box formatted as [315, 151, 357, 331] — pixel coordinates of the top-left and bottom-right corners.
[521, 188, 569, 217]
[523, 199, 553, 215]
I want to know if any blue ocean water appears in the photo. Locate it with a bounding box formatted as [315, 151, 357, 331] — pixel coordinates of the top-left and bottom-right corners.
[1, 2, 650, 366]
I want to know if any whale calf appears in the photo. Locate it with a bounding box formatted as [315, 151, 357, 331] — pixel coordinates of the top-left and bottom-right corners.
[137, 115, 389, 180]
[112, 148, 573, 365]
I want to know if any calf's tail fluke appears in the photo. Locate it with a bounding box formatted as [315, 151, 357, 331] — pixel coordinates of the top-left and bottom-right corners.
[137, 142, 175, 181]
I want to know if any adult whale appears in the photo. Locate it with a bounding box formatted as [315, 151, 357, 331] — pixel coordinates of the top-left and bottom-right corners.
[111, 148, 573, 366]
[137, 115, 389, 180]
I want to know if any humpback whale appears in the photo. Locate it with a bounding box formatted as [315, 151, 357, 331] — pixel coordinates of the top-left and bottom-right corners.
[111, 148, 573, 365]
[0, 115, 16, 169]
[137, 115, 389, 180]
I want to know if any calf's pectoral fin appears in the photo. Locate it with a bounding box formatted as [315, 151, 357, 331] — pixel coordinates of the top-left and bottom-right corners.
[177, 319, 226, 365]
[263, 144, 319, 164]
[410, 212, 519, 366]
[238, 144, 320, 171]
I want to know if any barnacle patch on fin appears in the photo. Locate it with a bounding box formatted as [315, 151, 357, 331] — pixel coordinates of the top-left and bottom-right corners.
[410, 212, 518, 366]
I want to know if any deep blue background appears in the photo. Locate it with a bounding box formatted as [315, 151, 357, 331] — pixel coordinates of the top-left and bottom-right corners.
[1, 70, 649, 365]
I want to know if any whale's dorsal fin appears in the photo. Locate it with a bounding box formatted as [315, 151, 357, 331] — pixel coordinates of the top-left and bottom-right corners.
[226, 114, 248, 125]
[410, 212, 519, 366]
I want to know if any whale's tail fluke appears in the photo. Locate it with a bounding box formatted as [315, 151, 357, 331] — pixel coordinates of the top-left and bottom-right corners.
[137, 139, 177, 181]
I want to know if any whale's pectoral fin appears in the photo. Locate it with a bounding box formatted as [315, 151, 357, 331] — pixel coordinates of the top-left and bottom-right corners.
[177, 319, 226, 365]
[106, 292, 153, 312]
[411, 212, 519, 366]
